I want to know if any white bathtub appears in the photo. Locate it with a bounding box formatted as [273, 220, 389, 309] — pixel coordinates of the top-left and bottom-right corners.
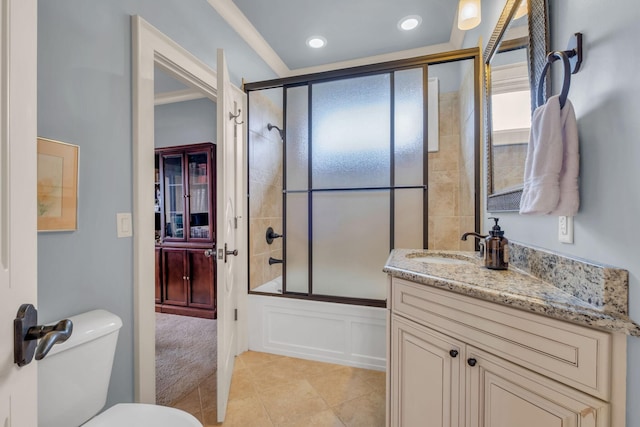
[247, 283, 387, 371]
[251, 276, 283, 294]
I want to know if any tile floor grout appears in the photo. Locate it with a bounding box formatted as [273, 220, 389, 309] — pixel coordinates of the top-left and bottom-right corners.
[167, 350, 386, 426]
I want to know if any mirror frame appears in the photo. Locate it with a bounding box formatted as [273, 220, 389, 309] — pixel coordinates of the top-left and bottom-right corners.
[484, 0, 549, 212]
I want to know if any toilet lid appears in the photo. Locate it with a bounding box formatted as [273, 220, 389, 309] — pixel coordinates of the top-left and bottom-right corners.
[82, 403, 202, 427]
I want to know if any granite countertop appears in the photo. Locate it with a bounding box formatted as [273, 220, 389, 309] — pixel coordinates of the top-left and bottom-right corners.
[384, 248, 640, 337]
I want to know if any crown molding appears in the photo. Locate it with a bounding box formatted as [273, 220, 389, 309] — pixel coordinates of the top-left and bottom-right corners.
[207, 0, 291, 77]
[154, 88, 205, 105]
[449, 19, 466, 50]
[289, 42, 456, 76]
[208, 0, 470, 79]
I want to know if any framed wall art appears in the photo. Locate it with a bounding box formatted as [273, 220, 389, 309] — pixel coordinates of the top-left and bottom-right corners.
[37, 137, 79, 231]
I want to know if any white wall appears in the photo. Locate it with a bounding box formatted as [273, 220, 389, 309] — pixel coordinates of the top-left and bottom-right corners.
[470, 0, 640, 422]
[154, 98, 217, 148]
[38, 0, 640, 418]
[37, 0, 277, 406]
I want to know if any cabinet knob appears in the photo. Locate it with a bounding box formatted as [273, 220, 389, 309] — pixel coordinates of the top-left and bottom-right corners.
[182, 276, 186, 280]
[467, 358, 477, 367]
[449, 349, 459, 358]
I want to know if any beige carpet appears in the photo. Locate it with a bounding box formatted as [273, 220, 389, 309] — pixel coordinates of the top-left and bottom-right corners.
[155, 313, 217, 405]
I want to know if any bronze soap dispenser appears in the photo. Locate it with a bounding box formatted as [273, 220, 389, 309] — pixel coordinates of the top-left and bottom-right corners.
[484, 217, 508, 270]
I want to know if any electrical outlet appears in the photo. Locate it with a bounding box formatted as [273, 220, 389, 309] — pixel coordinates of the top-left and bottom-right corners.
[558, 216, 574, 244]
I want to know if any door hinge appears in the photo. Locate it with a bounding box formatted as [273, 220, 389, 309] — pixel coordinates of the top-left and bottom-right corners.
[234, 308, 238, 321]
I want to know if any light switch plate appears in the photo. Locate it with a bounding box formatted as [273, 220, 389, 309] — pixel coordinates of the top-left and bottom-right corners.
[116, 212, 132, 238]
[558, 215, 574, 244]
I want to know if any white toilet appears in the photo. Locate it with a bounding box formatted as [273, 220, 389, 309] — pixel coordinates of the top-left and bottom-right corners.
[38, 309, 202, 427]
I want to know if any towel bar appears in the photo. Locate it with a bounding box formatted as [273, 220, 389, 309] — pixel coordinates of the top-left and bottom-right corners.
[537, 33, 583, 109]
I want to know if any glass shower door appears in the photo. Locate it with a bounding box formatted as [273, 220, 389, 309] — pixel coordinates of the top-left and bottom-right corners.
[283, 71, 425, 302]
[309, 74, 391, 301]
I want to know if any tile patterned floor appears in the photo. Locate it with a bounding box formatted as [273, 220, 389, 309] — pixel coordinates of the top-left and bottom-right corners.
[168, 351, 386, 427]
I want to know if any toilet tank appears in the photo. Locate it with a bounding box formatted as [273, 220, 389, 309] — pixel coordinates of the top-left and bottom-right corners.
[38, 310, 123, 427]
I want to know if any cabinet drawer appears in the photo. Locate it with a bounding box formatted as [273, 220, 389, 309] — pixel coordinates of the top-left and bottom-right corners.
[391, 278, 612, 400]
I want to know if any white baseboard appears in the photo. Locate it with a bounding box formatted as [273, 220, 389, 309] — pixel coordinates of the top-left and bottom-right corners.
[248, 295, 387, 371]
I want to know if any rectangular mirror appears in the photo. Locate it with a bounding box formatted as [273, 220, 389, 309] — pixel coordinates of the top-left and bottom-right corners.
[485, 0, 549, 211]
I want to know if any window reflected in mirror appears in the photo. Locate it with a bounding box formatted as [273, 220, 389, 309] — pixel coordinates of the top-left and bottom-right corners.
[491, 53, 531, 193]
[489, 3, 529, 195]
[484, 0, 548, 211]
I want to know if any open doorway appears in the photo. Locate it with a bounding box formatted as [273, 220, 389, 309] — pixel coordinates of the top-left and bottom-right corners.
[153, 67, 218, 417]
[132, 16, 247, 423]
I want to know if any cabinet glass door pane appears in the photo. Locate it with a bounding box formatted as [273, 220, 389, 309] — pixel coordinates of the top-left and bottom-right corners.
[187, 152, 210, 239]
[155, 154, 161, 242]
[163, 155, 184, 238]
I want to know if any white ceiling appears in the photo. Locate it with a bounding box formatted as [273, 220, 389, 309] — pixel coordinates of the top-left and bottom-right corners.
[209, 0, 465, 76]
[155, 0, 468, 97]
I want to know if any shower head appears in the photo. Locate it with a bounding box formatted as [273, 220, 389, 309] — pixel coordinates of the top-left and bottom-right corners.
[267, 123, 284, 140]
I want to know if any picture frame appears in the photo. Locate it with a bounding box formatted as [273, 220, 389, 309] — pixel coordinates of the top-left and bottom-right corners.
[37, 137, 79, 231]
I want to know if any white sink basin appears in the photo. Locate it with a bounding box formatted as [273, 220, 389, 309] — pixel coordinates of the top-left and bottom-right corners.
[406, 252, 475, 265]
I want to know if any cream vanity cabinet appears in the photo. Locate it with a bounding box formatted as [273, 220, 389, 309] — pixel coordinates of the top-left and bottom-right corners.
[388, 278, 626, 427]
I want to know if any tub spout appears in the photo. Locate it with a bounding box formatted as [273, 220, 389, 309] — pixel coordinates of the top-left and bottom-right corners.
[268, 257, 283, 265]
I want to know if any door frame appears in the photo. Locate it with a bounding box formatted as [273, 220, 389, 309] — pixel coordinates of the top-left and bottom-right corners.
[131, 15, 248, 403]
[0, 0, 38, 425]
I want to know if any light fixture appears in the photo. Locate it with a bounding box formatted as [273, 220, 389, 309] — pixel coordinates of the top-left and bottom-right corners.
[306, 36, 327, 49]
[514, 0, 528, 20]
[457, 0, 481, 31]
[398, 15, 422, 31]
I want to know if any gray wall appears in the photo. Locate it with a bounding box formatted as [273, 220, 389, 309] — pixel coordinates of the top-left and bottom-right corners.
[469, 0, 640, 422]
[37, 0, 277, 406]
[155, 98, 217, 148]
[37, 0, 640, 419]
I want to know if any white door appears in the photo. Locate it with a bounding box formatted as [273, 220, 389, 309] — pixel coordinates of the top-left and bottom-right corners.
[0, 0, 38, 426]
[216, 48, 242, 422]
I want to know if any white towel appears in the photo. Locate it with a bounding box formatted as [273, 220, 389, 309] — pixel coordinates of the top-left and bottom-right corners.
[550, 98, 580, 216]
[519, 95, 579, 215]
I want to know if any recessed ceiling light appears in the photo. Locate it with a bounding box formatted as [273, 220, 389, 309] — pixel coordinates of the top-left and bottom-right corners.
[306, 36, 327, 49]
[398, 15, 422, 31]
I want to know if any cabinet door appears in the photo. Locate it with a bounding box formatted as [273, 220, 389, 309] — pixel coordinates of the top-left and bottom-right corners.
[162, 248, 188, 306]
[391, 315, 464, 427]
[155, 247, 162, 304]
[467, 347, 609, 427]
[186, 148, 215, 241]
[187, 248, 215, 310]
